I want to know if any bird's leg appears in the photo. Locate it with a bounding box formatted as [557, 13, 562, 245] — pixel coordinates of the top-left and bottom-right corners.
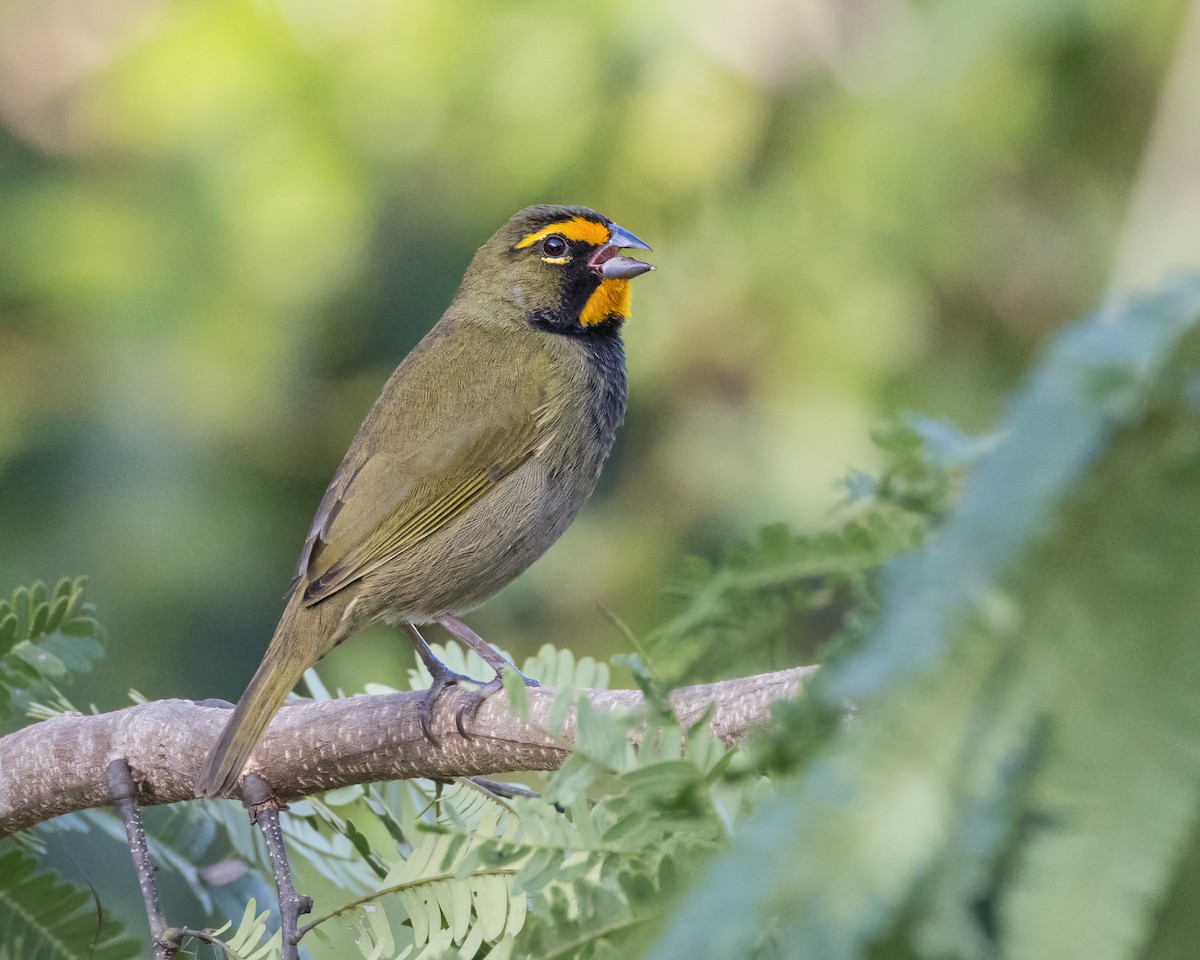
[402, 621, 475, 742]
[436, 614, 540, 736]
[436, 614, 539, 682]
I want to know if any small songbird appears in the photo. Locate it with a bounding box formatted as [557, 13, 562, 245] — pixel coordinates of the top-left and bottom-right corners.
[195, 205, 654, 797]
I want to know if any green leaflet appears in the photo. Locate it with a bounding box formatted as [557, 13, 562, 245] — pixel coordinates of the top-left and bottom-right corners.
[211, 899, 280, 960]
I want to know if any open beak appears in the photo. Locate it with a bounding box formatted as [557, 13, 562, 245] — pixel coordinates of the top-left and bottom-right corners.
[589, 223, 655, 280]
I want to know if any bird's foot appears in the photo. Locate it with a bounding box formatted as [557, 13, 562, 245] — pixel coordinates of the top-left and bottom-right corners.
[454, 668, 540, 738]
[418, 661, 477, 743]
[407, 618, 540, 740]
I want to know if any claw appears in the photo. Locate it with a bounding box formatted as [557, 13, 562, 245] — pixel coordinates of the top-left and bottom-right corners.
[404, 619, 541, 741]
[418, 663, 475, 744]
[454, 671, 541, 739]
[454, 677, 502, 738]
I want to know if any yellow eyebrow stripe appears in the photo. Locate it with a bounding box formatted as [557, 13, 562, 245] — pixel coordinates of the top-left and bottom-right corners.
[516, 217, 611, 249]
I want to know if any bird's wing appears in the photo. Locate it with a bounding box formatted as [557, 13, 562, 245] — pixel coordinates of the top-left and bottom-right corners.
[294, 327, 559, 606]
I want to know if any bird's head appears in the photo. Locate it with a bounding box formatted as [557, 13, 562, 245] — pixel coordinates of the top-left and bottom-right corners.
[460, 204, 654, 336]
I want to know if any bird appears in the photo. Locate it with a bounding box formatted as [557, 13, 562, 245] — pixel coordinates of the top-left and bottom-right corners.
[195, 204, 654, 798]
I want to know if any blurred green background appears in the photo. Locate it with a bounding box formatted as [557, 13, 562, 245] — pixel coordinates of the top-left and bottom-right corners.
[0, 0, 1189, 708]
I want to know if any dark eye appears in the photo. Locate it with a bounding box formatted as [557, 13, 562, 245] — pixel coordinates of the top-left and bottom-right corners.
[541, 235, 568, 258]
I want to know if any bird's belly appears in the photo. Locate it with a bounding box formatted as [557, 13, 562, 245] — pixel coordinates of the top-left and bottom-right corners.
[355, 456, 597, 624]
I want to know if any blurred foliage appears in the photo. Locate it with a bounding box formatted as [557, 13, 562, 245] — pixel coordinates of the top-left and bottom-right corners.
[646, 413, 990, 681]
[0, 0, 1187, 714]
[649, 275, 1200, 960]
[3, 0, 1200, 957]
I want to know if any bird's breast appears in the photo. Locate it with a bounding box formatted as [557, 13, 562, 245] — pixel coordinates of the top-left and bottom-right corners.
[357, 330, 628, 622]
[555, 330, 627, 477]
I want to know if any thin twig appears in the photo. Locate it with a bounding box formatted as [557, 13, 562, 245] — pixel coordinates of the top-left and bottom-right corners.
[105, 758, 179, 960]
[243, 773, 312, 960]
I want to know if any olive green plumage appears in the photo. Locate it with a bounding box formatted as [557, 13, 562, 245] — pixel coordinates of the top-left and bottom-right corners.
[195, 204, 653, 797]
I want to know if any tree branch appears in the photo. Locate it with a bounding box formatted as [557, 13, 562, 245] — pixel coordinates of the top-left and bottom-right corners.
[242, 773, 312, 960]
[106, 757, 179, 960]
[0, 666, 817, 837]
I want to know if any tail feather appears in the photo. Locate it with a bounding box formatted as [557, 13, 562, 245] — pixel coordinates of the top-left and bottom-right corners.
[196, 591, 350, 798]
[195, 646, 310, 797]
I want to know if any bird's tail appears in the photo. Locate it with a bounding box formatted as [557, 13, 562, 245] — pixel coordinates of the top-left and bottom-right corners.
[195, 590, 351, 798]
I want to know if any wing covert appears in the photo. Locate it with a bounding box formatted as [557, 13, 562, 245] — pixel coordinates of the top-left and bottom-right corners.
[291, 328, 558, 607]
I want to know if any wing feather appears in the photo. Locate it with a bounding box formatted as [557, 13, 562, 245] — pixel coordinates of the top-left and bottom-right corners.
[302, 425, 538, 604]
[292, 324, 557, 607]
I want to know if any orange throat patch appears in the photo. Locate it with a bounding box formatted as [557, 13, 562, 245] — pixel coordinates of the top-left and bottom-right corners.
[580, 279, 631, 327]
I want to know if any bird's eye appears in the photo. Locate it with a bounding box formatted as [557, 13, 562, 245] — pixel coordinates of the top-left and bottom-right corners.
[540, 235, 568, 258]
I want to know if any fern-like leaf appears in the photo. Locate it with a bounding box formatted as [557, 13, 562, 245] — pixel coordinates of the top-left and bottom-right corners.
[0, 577, 105, 720]
[210, 899, 279, 960]
[379, 815, 525, 953]
[649, 511, 924, 680]
[304, 811, 527, 956]
[0, 847, 140, 960]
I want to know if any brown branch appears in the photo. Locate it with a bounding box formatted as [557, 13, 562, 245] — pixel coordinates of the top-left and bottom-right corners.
[106, 758, 179, 960]
[0, 666, 817, 837]
[243, 773, 312, 960]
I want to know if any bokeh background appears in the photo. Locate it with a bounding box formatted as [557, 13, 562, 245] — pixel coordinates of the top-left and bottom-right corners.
[0, 0, 1194, 708]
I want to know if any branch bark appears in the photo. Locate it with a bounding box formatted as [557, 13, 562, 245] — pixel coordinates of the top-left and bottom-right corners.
[0, 666, 816, 837]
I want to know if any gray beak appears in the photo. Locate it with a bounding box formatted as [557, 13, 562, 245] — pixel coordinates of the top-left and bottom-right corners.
[590, 223, 655, 280]
[608, 223, 652, 252]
